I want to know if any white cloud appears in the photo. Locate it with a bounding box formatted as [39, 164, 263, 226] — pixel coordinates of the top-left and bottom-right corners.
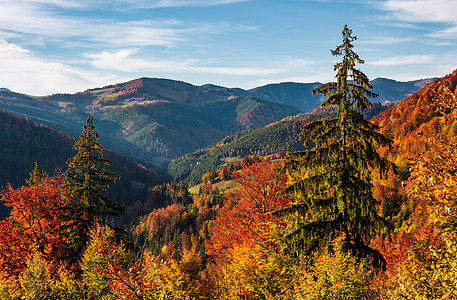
[86, 49, 284, 76]
[129, 0, 249, 8]
[429, 25, 457, 39]
[360, 36, 414, 45]
[381, 0, 457, 23]
[0, 3, 185, 47]
[380, 0, 457, 39]
[367, 55, 433, 66]
[0, 39, 119, 95]
[0, 1, 257, 49]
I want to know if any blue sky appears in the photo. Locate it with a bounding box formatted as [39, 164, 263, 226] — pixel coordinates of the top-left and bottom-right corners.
[0, 0, 456, 95]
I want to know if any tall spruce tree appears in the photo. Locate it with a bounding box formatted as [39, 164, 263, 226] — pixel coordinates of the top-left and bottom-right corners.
[279, 25, 394, 268]
[64, 116, 123, 253]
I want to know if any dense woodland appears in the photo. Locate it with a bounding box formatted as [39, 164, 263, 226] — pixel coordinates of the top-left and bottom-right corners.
[1, 26, 457, 299]
[168, 101, 390, 184]
[0, 110, 163, 222]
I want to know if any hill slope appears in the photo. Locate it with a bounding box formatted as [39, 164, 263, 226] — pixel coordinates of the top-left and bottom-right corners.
[0, 78, 300, 168]
[0, 110, 162, 222]
[371, 69, 457, 165]
[168, 102, 391, 183]
[372, 70, 456, 144]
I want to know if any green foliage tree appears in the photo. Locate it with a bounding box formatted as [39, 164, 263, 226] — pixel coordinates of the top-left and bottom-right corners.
[279, 25, 394, 268]
[64, 116, 123, 254]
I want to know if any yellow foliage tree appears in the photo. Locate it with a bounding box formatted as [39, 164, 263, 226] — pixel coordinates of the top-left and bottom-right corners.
[375, 82, 457, 299]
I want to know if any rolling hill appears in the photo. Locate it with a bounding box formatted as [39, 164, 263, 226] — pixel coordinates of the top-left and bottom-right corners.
[0, 76, 435, 172]
[0, 78, 300, 168]
[168, 102, 392, 183]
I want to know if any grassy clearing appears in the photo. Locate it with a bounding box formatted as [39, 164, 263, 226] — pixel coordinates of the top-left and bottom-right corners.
[188, 178, 239, 195]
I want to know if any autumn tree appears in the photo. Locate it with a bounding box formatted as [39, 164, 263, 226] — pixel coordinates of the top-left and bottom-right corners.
[279, 25, 394, 268]
[64, 116, 122, 255]
[0, 174, 71, 278]
[206, 160, 293, 298]
[380, 83, 457, 298]
[207, 159, 291, 256]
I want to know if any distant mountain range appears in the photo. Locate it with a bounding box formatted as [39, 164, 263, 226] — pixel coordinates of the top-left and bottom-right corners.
[0, 78, 300, 168]
[245, 77, 436, 112]
[0, 76, 435, 170]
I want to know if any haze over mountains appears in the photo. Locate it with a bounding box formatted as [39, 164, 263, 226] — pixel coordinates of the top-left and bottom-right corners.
[0, 76, 435, 171]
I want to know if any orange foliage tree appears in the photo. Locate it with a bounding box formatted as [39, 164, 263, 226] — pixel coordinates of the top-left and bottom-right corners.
[372, 81, 457, 298]
[0, 174, 71, 278]
[207, 159, 292, 256]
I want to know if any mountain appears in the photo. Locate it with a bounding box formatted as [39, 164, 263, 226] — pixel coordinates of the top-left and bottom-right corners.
[0, 78, 300, 168]
[168, 102, 392, 183]
[0, 76, 434, 170]
[247, 82, 324, 113]
[369, 77, 437, 104]
[0, 88, 10, 91]
[372, 70, 457, 158]
[0, 110, 162, 223]
[246, 78, 436, 112]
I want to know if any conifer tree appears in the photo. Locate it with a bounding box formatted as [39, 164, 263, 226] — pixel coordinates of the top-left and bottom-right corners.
[64, 116, 123, 253]
[279, 25, 394, 268]
[26, 162, 47, 186]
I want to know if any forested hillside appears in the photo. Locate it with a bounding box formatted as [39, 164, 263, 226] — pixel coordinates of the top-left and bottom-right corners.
[0, 76, 429, 170]
[168, 101, 391, 183]
[0, 110, 162, 222]
[372, 68, 457, 149]
[0, 79, 300, 168]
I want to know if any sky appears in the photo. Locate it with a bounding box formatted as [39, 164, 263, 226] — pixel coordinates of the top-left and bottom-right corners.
[0, 0, 456, 95]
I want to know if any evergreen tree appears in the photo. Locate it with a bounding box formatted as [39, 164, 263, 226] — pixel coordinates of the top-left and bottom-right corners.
[64, 116, 123, 253]
[26, 162, 47, 186]
[279, 25, 394, 268]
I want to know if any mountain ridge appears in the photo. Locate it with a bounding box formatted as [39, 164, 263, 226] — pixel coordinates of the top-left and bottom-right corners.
[0, 78, 300, 168]
[0, 76, 435, 169]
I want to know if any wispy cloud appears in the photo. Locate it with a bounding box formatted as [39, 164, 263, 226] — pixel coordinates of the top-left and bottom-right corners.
[381, 0, 457, 23]
[0, 1, 255, 48]
[0, 3, 183, 47]
[379, 0, 457, 38]
[360, 36, 414, 45]
[127, 0, 249, 8]
[429, 25, 457, 39]
[0, 39, 119, 95]
[367, 54, 433, 66]
[86, 48, 284, 76]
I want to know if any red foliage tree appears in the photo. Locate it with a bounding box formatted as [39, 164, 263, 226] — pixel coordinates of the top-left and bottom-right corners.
[0, 174, 72, 277]
[207, 159, 292, 256]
